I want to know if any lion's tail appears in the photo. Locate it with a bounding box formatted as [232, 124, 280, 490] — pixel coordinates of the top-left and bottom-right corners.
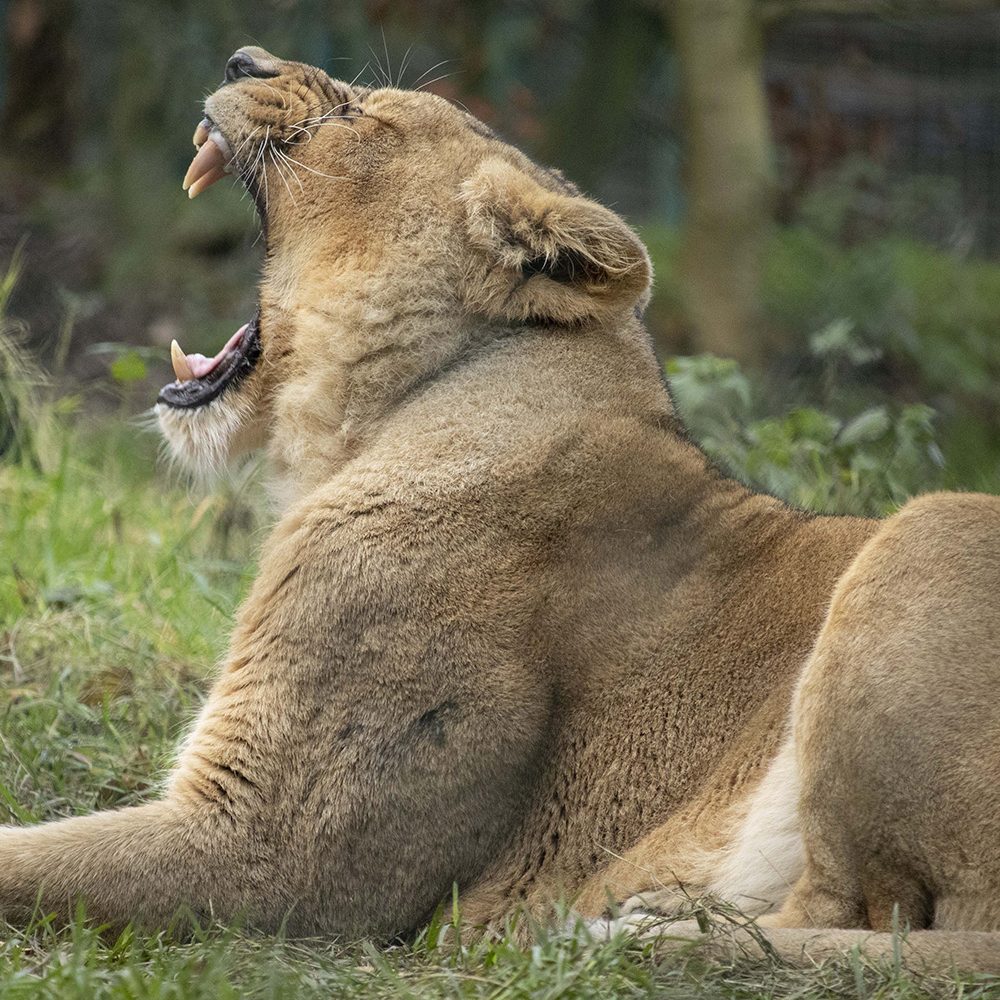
[0, 802, 272, 930]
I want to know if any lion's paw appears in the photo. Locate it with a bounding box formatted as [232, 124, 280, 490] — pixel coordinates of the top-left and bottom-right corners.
[619, 887, 697, 918]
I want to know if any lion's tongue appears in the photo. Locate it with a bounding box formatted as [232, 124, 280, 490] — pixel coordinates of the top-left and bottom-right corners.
[170, 324, 248, 382]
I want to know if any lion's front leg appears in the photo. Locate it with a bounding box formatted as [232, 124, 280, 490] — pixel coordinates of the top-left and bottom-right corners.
[0, 801, 271, 930]
[189, 498, 554, 938]
[571, 815, 716, 921]
[0, 498, 551, 939]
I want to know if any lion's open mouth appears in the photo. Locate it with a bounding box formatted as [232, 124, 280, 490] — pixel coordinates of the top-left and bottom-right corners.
[157, 313, 261, 409]
[157, 121, 261, 410]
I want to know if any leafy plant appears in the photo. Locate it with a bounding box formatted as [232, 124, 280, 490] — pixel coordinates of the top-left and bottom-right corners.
[668, 352, 944, 516]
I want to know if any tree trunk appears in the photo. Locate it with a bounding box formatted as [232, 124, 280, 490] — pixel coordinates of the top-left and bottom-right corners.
[2, 0, 75, 174]
[671, 0, 773, 365]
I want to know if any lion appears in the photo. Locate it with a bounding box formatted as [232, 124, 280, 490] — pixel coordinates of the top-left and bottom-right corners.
[4, 47, 1000, 972]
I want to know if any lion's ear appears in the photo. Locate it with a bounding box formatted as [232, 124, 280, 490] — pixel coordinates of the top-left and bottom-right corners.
[460, 159, 652, 325]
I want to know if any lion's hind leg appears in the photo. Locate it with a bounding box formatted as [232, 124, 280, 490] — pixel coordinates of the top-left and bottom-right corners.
[773, 492, 1000, 934]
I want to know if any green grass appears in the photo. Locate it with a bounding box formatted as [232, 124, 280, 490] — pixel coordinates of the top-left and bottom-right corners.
[2, 414, 999, 996]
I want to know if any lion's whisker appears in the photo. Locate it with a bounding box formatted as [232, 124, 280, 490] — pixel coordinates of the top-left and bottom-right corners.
[367, 43, 390, 89]
[381, 27, 393, 88]
[396, 44, 414, 89]
[274, 149, 306, 194]
[347, 62, 370, 91]
[410, 58, 456, 91]
[269, 148, 298, 205]
[416, 72, 457, 94]
[279, 152, 346, 183]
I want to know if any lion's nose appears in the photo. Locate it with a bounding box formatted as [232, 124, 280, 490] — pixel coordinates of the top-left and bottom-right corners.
[225, 47, 280, 83]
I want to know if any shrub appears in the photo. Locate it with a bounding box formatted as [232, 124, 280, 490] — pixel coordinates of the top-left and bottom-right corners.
[668, 351, 944, 516]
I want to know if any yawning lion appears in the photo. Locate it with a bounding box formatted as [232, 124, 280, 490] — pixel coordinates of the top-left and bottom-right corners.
[3, 48, 1000, 972]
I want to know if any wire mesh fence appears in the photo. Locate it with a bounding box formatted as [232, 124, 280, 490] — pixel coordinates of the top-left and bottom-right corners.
[766, 11, 1000, 255]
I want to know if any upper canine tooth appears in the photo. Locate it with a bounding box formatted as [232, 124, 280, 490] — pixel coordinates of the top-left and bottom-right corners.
[170, 340, 194, 382]
[182, 137, 227, 192]
[187, 164, 227, 199]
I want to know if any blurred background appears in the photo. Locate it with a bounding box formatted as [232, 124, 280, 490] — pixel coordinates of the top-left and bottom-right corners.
[3, 0, 1000, 512]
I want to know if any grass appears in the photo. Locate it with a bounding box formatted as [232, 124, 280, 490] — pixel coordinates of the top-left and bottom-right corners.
[2, 410, 999, 997]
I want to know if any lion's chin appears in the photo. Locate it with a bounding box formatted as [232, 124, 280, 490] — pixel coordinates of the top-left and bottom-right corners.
[156, 391, 251, 480]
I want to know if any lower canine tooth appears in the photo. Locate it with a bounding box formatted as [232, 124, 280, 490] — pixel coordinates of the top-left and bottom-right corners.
[170, 340, 194, 382]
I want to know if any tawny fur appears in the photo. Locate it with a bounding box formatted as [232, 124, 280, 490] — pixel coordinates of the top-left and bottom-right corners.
[3, 48, 1000, 970]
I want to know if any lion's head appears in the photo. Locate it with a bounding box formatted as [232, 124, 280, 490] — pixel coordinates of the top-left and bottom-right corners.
[156, 47, 652, 500]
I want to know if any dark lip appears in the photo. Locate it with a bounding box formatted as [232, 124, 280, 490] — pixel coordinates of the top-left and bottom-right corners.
[200, 115, 267, 223]
[240, 164, 268, 227]
[157, 312, 262, 409]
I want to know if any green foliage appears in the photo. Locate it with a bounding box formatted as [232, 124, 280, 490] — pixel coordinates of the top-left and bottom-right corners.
[88, 342, 168, 395]
[0, 420, 263, 819]
[763, 228, 1000, 406]
[668, 350, 944, 516]
[641, 209, 1000, 505]
[0, 908, 990, 999]
[758, 161, 1000, 416]
[108, 351, 148, 385]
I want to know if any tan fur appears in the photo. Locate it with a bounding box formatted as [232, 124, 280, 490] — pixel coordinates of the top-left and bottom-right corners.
[4, 49, 1000, 969]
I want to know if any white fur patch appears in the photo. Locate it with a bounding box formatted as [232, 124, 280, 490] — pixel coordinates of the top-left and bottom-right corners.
[706, 737, 803, 915]
[156, 394, 249, 479]
[586, 911, 693, 941]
